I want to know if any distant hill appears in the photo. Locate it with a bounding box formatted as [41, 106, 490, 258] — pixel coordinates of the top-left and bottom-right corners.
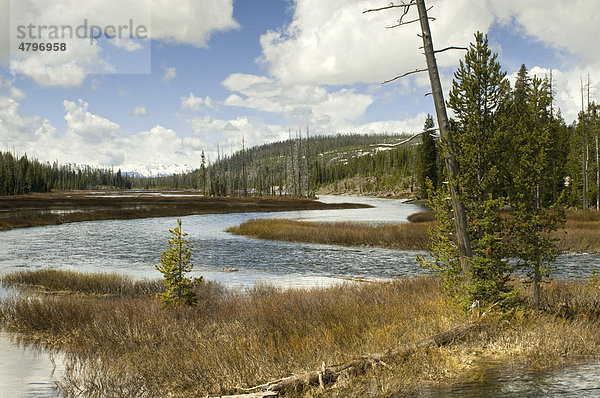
[185, 132, 421, 197]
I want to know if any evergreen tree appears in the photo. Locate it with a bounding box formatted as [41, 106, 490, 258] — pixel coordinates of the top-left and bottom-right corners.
[420, 33, 517, 310]
[155, 218, 199, 307]
[504, 67, 565, 307]
[416, 114, 438, 198]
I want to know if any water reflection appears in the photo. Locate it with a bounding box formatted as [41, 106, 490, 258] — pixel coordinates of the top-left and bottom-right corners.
[422, 360, 600, 397]
[0, 332, 64, 398]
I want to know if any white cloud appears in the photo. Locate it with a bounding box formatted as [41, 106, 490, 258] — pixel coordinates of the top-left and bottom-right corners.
[351, 112, 428, 135]
[4, 0, 238, 87]
[162, 65, 176, 84]
[222, 73, 374, 128]
[9, 40, 110, 88]
[188, 115, 288, 150]
[491, 0, 600, 64]
[110, 38, 143, 51]
[181, 93, 216, 111]
[259, 0, 494, 86]
[0, 92, 207, 169]
[151, 0, 239, 47]
[130, 105, 148, 117]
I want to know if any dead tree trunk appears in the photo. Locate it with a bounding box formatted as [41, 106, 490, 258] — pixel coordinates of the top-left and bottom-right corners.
[581, 78, 589, 210]
[594, 106, 600, 211]
[241, 322, 490, 395]
[416, 0, 472, 275]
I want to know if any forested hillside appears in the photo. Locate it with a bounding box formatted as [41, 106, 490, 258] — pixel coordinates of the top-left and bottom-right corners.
[111, 132, 422, 196]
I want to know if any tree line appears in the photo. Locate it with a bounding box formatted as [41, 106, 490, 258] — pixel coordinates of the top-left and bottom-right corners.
[0, 151, 132, 196]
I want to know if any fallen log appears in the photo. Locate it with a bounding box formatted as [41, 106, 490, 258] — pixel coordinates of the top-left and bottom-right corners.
[208, 392, 278, 398]
[241, 322, 491, 395]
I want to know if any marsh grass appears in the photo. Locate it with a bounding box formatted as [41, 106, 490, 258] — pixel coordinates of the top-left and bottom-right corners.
[554, 210, 600, 253]
[2, 271, 600, 397]
[406, 211, 436, 223]
[227, 218, 432, 250]
[0, 191, 369, 229]
[1, 269, 163, 297]
[228, 209, 600, 254]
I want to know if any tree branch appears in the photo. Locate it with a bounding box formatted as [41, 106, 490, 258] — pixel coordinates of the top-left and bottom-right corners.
[363, 1, 417, 14]
[434, 46, 468, 54]
[382, 68, 428, 84]
[386, 16, 434, 28]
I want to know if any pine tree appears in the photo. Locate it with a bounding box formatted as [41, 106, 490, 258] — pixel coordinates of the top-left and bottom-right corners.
[416, 114, 438, 198]
[504, 68, 564, 307]
[155, 218, 200, 307]
[420, 33, 515, 309]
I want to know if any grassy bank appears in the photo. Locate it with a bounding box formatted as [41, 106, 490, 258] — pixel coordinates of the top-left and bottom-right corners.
[0, 190, 369, 230]
[227, 218, 432, 250]
[228, 210, 600, 254]
[2, 270, 600, 397]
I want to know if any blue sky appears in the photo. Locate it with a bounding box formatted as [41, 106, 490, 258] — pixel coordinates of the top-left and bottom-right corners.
[1, 0, 599, 173]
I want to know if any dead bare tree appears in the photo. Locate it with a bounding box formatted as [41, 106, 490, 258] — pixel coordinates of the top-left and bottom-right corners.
[595, 105, 600, 211]
[364, 0, 472, 276]
[581, 77, 589, 210]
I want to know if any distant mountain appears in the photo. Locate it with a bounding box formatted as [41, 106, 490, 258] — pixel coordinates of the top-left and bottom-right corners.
[125, 164, 196, 178]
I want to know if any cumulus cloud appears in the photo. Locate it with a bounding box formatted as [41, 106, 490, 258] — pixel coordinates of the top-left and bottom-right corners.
[187, 115, 288, 150]
[350, 112, 428, 135]
[162, 65, 176, 84]
[151, 0, 239, 47]
[181, 93, 216, 111]
[130, 105, 148, 117]
[259, 0, 494, 86]
[4, 0, 237, 87]
[222, 73, 374, 128]
[491, 0, 600, 64]
[0, 90, 207, 169]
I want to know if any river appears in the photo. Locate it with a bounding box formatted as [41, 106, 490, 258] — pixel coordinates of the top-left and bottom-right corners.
[0, 195, 599, 396]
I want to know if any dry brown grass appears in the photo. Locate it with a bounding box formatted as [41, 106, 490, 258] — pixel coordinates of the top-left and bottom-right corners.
[227, 218, 432, 250]
[1, 269, 163, 297]
[228, 209, 600, 254]
[0, 190, 370, 229]
[554, 210, 600, 253]
[407, 210, 437, 223]
[3, 271, 600, 397]
[1, 272, 462, 397]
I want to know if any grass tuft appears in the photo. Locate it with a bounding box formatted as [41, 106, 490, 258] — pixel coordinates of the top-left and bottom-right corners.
[1, 269, 163, 297]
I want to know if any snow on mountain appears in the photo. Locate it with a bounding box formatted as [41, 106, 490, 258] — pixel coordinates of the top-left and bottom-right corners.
[124, 164, 196, 177]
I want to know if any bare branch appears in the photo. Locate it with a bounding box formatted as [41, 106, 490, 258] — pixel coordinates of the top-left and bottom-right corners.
[363, 1, 417, 13]
[382, 68, 428, 84]
[434, 46, 468, 54]
[386, 16, 434, 28]
[425, 92, 432, 97]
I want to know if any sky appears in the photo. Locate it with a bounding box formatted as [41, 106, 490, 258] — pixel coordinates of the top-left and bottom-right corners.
[1, 0, 599, 173]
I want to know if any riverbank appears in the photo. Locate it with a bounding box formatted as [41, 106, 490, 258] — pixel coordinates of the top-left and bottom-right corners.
[2, 270, 600, 397]
[0, 190, 370, 230]
[228, 210, 600, 254]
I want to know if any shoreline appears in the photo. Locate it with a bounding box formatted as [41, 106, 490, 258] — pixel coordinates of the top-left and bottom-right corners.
[0, 190, 370, 230]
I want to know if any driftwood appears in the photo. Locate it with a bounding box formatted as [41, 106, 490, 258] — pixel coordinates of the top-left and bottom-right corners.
[240, 322, 490, 395]
[208, 393, 278, 398]
[332, 276, 390, 284]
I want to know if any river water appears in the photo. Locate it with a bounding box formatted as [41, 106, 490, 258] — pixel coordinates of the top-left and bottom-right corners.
[0, 195, 599, 396]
